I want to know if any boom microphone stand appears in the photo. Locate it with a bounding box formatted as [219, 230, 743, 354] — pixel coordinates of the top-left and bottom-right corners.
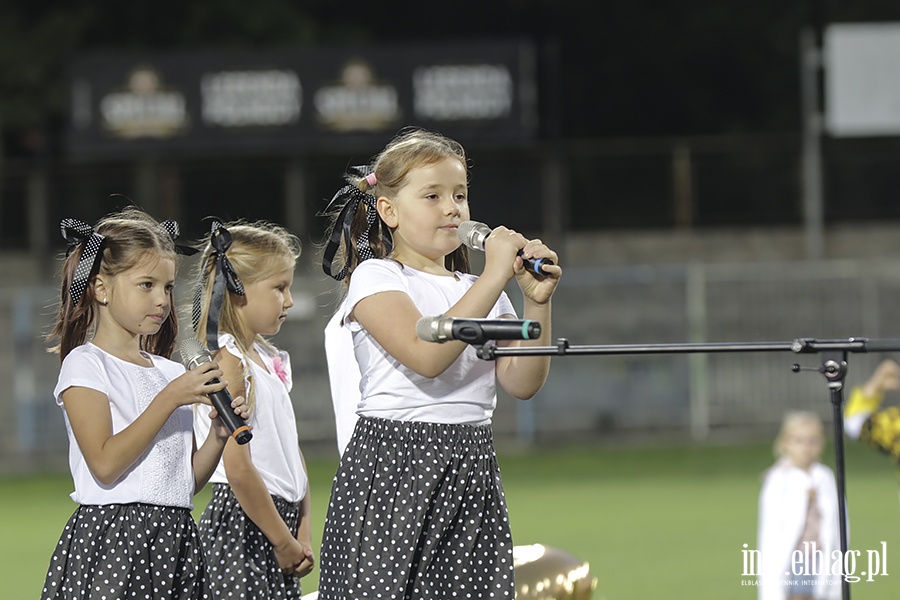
[476, 336, 900, 600]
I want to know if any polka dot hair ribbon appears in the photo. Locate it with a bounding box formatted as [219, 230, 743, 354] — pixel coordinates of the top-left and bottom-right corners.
[191, 220, 245, 351]
[60, 218, 106, 306]
[158, 219, 199, 256]
[322, 166, 393, 281]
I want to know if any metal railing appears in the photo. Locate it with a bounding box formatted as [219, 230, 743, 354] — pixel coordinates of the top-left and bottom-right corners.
[6, 257, 900, 467]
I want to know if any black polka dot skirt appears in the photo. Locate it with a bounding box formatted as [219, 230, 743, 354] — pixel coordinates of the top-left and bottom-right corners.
[198, 483, 303, 599]
[317, 416, 514, 599]
[41, 503, 210, 599]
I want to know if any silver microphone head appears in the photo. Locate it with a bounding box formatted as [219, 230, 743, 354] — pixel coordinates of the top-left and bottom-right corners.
[415, 315, 449, 343]
[178, 338, 212, 369]
[456, 221, 491, 251]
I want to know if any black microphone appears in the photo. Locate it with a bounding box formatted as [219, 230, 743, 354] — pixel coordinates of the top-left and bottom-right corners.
[178, 338, 252, 445]
[457, 220, 554, 275]
[416, 315, 542, 345]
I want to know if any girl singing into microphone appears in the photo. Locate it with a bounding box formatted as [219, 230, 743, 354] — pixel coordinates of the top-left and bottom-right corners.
[42, 207, 248, 600]
[318, 128, 563, 599]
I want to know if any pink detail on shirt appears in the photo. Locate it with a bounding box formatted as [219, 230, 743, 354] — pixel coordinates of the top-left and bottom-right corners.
[272, 356, 288, 384]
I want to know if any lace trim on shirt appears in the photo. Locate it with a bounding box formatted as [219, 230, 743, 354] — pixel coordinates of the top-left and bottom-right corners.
[132, 364, 192, 506]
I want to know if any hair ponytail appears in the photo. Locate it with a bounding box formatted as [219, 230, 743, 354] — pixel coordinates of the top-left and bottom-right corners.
[321, 128, 472, 284]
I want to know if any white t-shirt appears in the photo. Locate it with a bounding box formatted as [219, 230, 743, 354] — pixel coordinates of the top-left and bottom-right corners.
[324, 302, 361, 455]
[54, 343, 195, 509]
[757, 459, 842, 600]
[340, 259, 516, 425]
[194, 333, 307, 503]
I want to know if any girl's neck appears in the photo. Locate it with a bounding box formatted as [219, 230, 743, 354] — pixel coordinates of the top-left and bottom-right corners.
[91, 330, 150, 366]
[229, 331, 271, 372]
[785, 457, 815, 472]
[390, 251, 453, 277]
[230, 329, 257, 351]
[90, 306, 153, 365]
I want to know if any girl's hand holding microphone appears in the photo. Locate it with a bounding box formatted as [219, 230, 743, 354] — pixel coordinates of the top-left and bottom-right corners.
[158, 361, 250, 433]
[482, 226, 561, 303]
[513, 236, 561, 305]
[160, 360, 228, 407]
[481, 226, 529, 281]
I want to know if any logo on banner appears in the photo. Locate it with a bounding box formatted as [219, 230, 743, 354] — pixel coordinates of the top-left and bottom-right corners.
[99, 67, 188, 139]
[201, 70, 301, 127]
[413, 64, 514, 120]
[314, 59, 400, 132]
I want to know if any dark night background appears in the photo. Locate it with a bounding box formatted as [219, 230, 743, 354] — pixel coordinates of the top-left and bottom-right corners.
[4, 0, 900, 239]
[6, 1, 900, 146]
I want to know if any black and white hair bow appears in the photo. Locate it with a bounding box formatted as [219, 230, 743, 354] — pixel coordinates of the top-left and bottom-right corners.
[60, 218, 106, 306]
[322, 165, 393, 281]
[191, 220, 245, 351]
[158, 219, 199, 256]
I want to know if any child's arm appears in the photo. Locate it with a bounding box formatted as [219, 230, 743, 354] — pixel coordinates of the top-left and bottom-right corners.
[291, 450, 315, 578]
[215, 350, 309, 573]
[223, 440, 308, 571]
[495, 238, 562, 399]
[192, 395, 249, 492]
[495, 297, 554, 399]
[846, 359, 900, 439]
[62, 361, 227, 486]
[353, 227, 527, 378]
[862, 359, 900, 400]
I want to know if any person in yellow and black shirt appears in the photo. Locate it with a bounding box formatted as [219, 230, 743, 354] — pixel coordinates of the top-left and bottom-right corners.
[845, 358, 900, 500]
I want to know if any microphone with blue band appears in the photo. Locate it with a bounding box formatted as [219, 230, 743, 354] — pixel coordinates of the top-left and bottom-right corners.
[416, 315, 542, 345]
[457, 221, 554, 275]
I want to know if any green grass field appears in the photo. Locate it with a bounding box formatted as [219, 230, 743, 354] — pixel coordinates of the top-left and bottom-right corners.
[3, 440, 897, 599]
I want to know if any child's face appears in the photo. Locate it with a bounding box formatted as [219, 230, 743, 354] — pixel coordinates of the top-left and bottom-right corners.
[237, 265, 295, 337]
[381, 157, 469, 265]
[781, 421, 824, 470]
[100, 255, 176, 338]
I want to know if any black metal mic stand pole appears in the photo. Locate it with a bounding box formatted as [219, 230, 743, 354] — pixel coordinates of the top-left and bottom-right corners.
[477, 336, 900, 600]
[793, 345, 851, 600]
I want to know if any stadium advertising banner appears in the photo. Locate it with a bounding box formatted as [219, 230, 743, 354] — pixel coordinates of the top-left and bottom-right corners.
[824, 22, 900, 137]
[66, 41, 537, 160]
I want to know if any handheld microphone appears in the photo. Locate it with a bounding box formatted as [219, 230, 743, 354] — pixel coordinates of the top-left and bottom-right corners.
[457, 220, 554, 275]
[178, 338, 252, 445]
[416, 315, 542, 345]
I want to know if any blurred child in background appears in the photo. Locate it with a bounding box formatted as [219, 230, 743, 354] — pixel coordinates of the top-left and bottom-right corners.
[757, 411, 841, 600]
